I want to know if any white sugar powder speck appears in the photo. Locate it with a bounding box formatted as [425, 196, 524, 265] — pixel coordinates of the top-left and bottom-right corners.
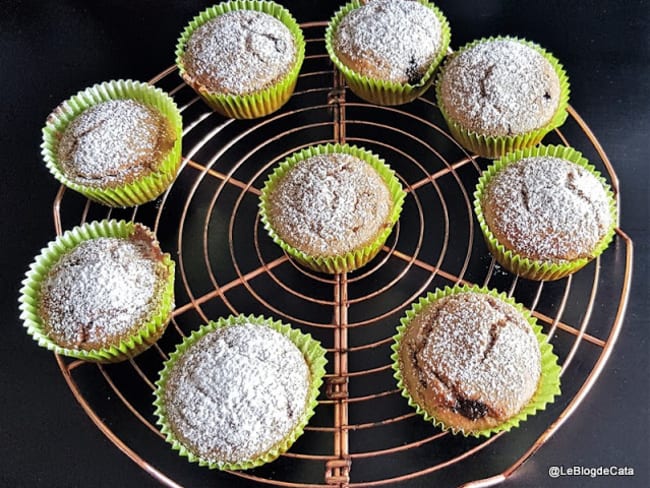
[163, 323, 310, 463]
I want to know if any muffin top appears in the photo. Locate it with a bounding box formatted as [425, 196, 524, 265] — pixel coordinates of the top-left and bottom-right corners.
[399, 291, 541, 431]
[162, 323, 310, 464]
[182, 10, 297, 95]
[38, 225, 170, 350]
[482, 156, 612, 262]
[266, 153, 393, 257]
[439, 39, 561, 136]
[57, 99, 174, 188]
[333, 0, 444, 84]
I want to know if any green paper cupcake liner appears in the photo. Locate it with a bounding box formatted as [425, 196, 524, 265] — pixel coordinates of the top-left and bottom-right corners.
[18, 219, 176, 363]
[153, 314, 327, 470]
[474, 144, 618, 281]
[259, 143, 406, 274]
[435, 36, 570, 158]
[175, 1, 305, 119]
[325, 0, 451, 106]
[41, 79, 183, 207]
[391, 284, 562, 438]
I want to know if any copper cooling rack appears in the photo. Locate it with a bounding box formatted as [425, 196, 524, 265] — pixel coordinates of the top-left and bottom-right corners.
[50, 23, 633, 488]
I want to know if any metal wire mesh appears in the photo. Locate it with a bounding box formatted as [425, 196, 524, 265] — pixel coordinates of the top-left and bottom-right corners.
[51, 23, 632, 488]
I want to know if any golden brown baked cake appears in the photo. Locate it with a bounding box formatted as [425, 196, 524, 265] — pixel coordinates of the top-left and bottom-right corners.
[481, 155, 613, 263]
[38, 224, 172, 351]
[58, 99, 175, 189]
[182, 9, 297, 95]
[398, 291, 541, 432]
[333, 0, 445, 85]
[265, 152, 393, 258]
[438, 38, 561, 137]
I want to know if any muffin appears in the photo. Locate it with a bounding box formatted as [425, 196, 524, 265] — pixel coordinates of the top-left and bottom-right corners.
[436, 37, 569, 158]
[176, 1, 305, 118]
[326, 0, 451, 105]
[41, 79, 183, 207]
[18, 220, 175, 362]
[392, 286, 561, 437]
[153, 315, 327, 470]
[259, 144, 406, 274]
[474, 145, 617, 281]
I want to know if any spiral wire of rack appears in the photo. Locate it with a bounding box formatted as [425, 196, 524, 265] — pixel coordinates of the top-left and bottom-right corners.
[50, 23, 633, 488]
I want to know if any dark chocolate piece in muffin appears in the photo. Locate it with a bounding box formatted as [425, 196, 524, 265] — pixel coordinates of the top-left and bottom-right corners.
[398, 291, 541, 432]
[57, 99, 175, 188]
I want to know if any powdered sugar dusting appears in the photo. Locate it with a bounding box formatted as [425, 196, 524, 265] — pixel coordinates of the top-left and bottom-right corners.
[410, 292, 540, 420]
[39, 236, 162, 350]
[58, 99, 170, 188]
[440, 39, 561, 136]
[483, 156, 612, 262]
[334, 0, 443, 84]
[163, 323, 310, 463]
[184, 10, 296, 94]
[268, 153, 392, 256]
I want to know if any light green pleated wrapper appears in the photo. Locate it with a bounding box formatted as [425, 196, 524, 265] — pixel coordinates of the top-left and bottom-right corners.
[435, 36, 570, 158]
[259, 143, 407, 274]
[41, 79, 183, 207]
[18, 220, 176, 363]
[325, 0, 451, 106]
[474, 145, 618, 281]
[153, 314, 327, 470]
[175, 1, 305, 119]
[391, 285, 562, 438]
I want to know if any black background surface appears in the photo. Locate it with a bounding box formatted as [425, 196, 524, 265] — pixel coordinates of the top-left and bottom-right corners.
[1, 1, 648, 487]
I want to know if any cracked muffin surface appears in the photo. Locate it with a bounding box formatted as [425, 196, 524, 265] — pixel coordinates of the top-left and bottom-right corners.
[332, 0, 444, 85]
[438, 38, 561, 137]
[182, 9, 297, 95]
[265, 153, 393, 257]
[398, 291, 541, 432]
[57, 99, 175, 188]
[481, 156, 612, 262]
